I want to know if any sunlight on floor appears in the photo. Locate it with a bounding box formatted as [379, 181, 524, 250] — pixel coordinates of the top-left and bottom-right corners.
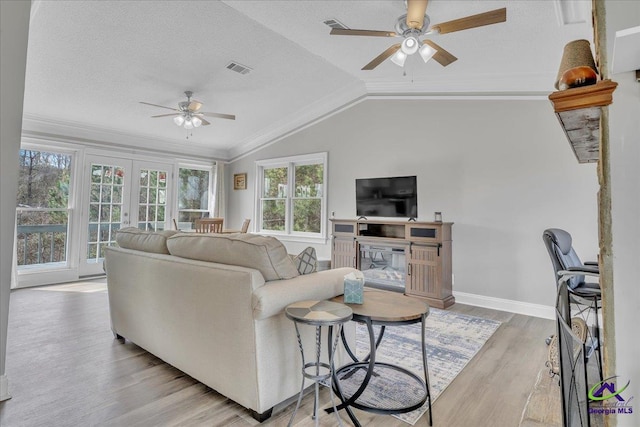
[32, 279, 107, 293]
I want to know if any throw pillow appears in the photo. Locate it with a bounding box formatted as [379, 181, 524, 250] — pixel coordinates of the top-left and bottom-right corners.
[293, 246, 317, 275]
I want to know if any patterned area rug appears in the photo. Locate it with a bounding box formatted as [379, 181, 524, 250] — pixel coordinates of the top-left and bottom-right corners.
[340, 308, 502, 425]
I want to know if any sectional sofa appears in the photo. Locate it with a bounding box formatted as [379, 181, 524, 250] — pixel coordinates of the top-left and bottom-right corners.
[104, 228, 356, 421]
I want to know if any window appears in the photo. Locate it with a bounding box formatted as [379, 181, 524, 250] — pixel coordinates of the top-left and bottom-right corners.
[256, 153, 327, 240]
[137, 168, 168, 231]
[16, 149, 73, 269]
[177, 166, 213, 229]
[87, 163, 125, 262]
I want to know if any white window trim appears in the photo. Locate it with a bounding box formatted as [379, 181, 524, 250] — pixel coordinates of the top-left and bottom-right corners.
[15, 145, 79, 276]
[255, 152, 327, 243]
[175, 162, 217, 227]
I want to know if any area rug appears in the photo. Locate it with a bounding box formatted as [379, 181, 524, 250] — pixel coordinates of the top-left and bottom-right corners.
[339, 308, 502, 425]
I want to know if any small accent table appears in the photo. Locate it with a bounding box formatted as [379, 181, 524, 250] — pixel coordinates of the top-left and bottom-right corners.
[285, 300, 353, 427]
[328, 289, 432, 427]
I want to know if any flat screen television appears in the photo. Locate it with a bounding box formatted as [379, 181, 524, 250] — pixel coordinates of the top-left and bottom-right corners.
[356, 176, 417, 218]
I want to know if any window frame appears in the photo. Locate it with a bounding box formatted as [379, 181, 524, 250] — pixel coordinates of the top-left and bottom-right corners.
[15, 144, 78, 272]
[176, 163, 216, 229]
[255, 152, 327, 243]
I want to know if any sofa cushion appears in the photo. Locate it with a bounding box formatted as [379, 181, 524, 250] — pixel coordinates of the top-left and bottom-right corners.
[291, 247, 317, 275]
[252, 268, 356, 320]
[167, 233, 299, 281]
[116, 227, 177, 254]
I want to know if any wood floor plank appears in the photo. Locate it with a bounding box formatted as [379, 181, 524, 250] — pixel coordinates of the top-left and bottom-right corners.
[0, 280, 557, 426]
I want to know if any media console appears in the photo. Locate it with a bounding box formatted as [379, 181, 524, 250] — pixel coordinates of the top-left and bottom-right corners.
[330, 219, 454, 309]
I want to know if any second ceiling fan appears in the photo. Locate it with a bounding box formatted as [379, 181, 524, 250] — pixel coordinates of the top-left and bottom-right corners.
[140, 91, 235, 130]
[331, 0, 507, 70]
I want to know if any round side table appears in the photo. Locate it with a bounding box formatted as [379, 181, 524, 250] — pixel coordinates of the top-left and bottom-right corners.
[285, 300, 353, 427]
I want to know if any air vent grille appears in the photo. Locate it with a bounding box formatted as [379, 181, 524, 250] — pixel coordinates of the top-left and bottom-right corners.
[226, 62, 252, 75]
[323, 18, 348, 30]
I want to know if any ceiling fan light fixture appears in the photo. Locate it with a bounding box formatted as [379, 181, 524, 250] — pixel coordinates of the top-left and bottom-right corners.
[192, 116, 202, 128]
[183, 119, 194, 130]
[390, 50, 408, 67]
[419, 43, 437, 63]
[173, 115, 185, 126]
[401, 36, 419, 55]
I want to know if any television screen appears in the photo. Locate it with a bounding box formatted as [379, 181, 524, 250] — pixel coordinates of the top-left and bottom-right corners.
[356, 176, 417, 218]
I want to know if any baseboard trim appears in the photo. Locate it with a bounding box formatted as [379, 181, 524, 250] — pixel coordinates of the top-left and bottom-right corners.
[0, 374, 11, 401]
[453, 291, 555, 320]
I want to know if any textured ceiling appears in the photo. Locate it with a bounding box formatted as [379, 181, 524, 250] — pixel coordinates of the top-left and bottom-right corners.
[22, 0, 593, 160]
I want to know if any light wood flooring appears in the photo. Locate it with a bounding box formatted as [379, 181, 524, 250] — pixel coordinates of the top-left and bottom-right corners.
[1, 279, 557, 426]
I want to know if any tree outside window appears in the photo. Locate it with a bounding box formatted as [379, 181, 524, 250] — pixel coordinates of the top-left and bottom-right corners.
[257, 153, 326, 239]
[292, 164, 323, 233]
[177, 166, 213, 229]
[16, 149, 72, 267]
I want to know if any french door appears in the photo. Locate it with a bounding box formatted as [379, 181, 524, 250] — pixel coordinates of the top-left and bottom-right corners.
[78, 155, 173, 276]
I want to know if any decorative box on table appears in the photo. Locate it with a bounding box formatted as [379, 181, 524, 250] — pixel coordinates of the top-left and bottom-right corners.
[344, 271, 365, 304]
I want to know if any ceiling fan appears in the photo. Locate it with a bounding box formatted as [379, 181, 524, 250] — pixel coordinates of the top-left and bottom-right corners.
[330, 0, 507, 70]
[140, 91, 235, 129]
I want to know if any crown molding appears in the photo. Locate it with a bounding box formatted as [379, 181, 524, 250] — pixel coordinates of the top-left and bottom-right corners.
[21, 114, 228, 160]
[364, 72, 555, 96]
[226, 81, 368, 161]
[22, 75, 553, 164]
[365, 92, 551, 101]
[226, 80, 551, 162]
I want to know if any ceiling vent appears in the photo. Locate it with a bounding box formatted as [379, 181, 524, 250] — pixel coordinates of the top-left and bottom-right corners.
[226, 62, 252, 75]
[323, 18, 348, 30]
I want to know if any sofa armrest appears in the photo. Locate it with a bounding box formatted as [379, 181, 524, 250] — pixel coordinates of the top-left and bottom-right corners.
[252, 267, 357, 320]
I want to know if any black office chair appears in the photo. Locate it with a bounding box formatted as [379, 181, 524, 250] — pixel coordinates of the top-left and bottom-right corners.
[542, 228, 602, 381]
[555, 276, 591, 427]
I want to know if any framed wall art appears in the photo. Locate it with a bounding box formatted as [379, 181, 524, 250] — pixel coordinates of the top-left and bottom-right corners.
[233, 173, 247, 190]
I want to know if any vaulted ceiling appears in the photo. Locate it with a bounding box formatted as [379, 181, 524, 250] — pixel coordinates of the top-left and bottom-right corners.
[22, 0, 593, 160]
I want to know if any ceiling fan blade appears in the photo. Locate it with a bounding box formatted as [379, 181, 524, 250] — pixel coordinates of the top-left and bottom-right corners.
[422, 40, 458, 66]
[151, 113, 180, 118]
[330, 28, 396, 37]
[188, 101, 203, 112]
[198, 117, 211, 126]
[201, 112, 236, 120]
[431, 7, 506, 35]
[362, 43, 401, 70]
[406, 0, 429, 29]
[139, 101, 178, 111]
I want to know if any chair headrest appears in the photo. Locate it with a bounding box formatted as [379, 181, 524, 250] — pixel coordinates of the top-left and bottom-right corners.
[544, 228, 573, 254]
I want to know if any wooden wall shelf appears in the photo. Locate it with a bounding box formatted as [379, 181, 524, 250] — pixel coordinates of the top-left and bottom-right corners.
[548, 80, 618, 164]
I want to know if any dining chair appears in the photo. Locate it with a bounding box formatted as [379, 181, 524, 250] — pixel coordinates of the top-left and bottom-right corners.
[195, 218, 224, 233]
[240, 218, 251, 233]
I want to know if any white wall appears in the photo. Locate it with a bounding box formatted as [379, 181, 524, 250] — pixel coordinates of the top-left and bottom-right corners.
[0, 0, 31, 401]
[607, 1, 640, 426]
[227, 98, 599, 310]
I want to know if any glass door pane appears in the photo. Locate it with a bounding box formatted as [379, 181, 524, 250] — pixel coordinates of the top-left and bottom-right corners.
[133, 161, 172, 231]
[80, 156, 131, 276]
[87, 164, 127, 262]
[80, 157, 173, 276]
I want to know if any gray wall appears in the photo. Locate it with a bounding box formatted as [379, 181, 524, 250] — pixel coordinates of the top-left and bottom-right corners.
[607, 1, 640, 425]
[227, 98, 599, 308]
[0, 0, 31, 400]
